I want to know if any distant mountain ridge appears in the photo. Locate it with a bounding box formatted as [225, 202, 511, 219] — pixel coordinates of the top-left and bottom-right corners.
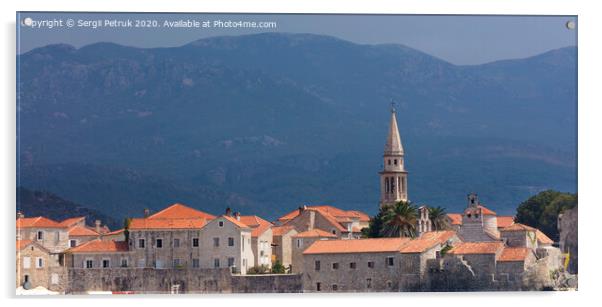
[17, 187, 120, 230]
[17, 33, 577, 221]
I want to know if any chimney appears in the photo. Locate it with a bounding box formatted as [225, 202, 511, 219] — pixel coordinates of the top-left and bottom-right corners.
[95, 220, 101, 233]
[234, 212, 240, 221]
[16, 211, 24, 219]
[225, 207, 232, 216]
[143, 208, 150, 218]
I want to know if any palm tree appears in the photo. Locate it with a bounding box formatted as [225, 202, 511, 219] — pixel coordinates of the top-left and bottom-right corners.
[381, 201, 418, 238]
[428, 206, 450, 231]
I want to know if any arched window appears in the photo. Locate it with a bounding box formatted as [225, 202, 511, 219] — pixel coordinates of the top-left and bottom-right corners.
[385, 178, 389, 193]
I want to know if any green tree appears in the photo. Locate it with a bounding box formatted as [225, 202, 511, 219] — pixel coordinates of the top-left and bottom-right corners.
[515, 190, 577, 241]
[271, 260, 286, 274]
[381, 201, 418, 238]
[428, 206, 450, 231]
[123, 218, 132, 243]
[365, 207, 386, 238]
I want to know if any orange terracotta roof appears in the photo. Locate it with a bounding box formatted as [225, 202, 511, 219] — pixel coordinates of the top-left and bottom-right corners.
[278, 205, 370, 223]
[68, 240, 129, 253]
[147, 203, 216, 220]
[496, 216, 515, 228]
[399, 231, 457, 253]
[448, 242, 504, 255]
[303, 237, 410, 254]
[68, 225, 100, 237]
[478, 205, 496, 215]
[499, 247, 532, 262]
[59, 217, 86, 227]
[464, 205, 496, 216]
[272, 225, 296, 236]
[129, 218, 207, 230]
[103, 228, 125, 236]
[447, 213, 463, 225]
[16, 217, 64, 228]
[239, 215, 273, 237]
[536, 230, 554, 245]
[221, 215, 251, 229]
[16, 239, 33, 250]
[500, 223, 536, 232]
[293, 229, 338, 238]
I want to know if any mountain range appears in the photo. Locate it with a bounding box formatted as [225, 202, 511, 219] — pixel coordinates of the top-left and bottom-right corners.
[17, 32, 577, 222]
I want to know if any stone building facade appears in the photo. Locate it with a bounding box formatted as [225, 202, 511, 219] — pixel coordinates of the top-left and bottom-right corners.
[271, 225, 297, 268]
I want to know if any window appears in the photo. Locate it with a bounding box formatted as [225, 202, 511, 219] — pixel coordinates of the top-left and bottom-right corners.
[69, 239, 77, 247]
[316, 282, 321, 291]
[37, 231, 43, 240]
[138, 239, 145, 248]
[366, 278, 372, 289]
[173, 238, 180, 248]
[192, 238, 199, 247]
[102, 259, 110, 268]
[214, 258, 220, 268]
[192, 258, 200, 268]
[24, 275, 29, 283]
[213, 237, 220, 247]
[85, 259, 93, 268]
[387, 256, 394, 267]
[332, 284, 338, 291]
[332, 262, 339, 270]
[228, 237, 234, 246]
[156, 239, 163, 248]
[121, 258, 128, 267]
[51, 273, 59, 285]
[314, 260, 321, 271]
[296, 239, 302, 248]
[368, 261, 375, 268]
[228, 257, 235, 267]
[218, 221, 224, 227]
[36, 257, 44, 268]
[331, 229, 336, 235]
[350, 262, 356, 269]
[394, 159, 398, 165]
[173, 259, 181, 267]
[388, 159, 391, 165]
[23, 257, 31, 269]
[387, 280, 393, 288]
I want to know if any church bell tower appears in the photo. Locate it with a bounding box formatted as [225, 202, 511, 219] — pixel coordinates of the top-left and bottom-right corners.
[379, 104, 408, 207]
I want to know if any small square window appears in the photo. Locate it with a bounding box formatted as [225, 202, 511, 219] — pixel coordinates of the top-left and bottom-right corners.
[85, 260, 93, 268]
[332, 262, 339, 270]
[218, 221, 224, 227]
[387, 257, 394, 267]
[332, 284, 338, 291]
[156, 239, 163, 248]
[192, 238, 199, 247]
[138, 239, 145, 248]
[350, 262, 356, 269]
[368, 261, 375, 268]
[69, 240, 77, 247]
[102, 259, 110, 268]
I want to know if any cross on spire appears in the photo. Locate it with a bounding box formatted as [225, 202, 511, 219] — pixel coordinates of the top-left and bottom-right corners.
[390, 99, 397, 113]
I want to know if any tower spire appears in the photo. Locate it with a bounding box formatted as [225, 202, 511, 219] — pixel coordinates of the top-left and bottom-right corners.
[379, 102, 408, 207]
[384, 101, 404, 156]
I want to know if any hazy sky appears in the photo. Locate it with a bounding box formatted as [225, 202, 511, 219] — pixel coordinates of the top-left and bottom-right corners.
[17, 12, 577, 65]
